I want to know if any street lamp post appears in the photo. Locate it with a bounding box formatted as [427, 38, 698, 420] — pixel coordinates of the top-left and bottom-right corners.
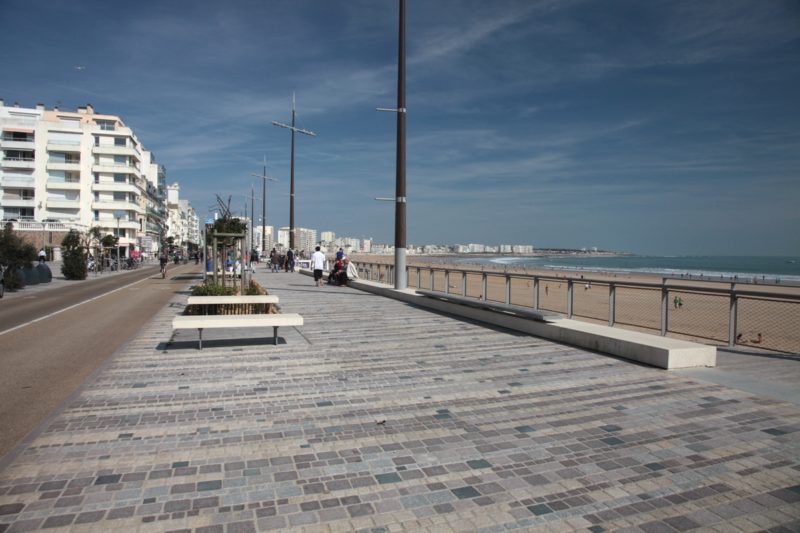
[252, 157, 277, 255]
[272, 94, 316, 251]
[114, 210, 125, 270]
[377, 0, 408, 290]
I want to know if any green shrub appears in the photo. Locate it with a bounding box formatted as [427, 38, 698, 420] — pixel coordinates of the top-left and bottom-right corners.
[0, 222, 36, 290]
[61, 229, 87, 280]
[191, 282, 236, 296]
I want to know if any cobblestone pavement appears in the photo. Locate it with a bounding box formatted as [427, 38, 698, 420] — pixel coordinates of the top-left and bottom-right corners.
[1, 269, 798, 532]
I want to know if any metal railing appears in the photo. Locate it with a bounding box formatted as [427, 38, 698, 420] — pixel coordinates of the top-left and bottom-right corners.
[354, 261, 800, 354]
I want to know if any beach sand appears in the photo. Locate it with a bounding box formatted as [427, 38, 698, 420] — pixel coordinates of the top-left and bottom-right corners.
[351, 254, 800, 355]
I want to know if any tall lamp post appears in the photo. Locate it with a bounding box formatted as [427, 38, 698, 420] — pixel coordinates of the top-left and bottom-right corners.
[377, 0, 407, 289]
[252, 157, 277, 255]
[272, 94, 316, 251]
[114, 210, 125, 270]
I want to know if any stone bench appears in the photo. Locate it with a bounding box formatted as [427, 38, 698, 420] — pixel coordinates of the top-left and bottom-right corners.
[187, 295, 279, 306]
[172, 313, 303, 349]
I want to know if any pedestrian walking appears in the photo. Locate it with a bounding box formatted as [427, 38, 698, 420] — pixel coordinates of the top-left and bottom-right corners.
[311, 246, 326, 287]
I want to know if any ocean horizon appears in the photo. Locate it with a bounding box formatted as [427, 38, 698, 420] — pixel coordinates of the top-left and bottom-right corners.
[445, 254, 800, 283]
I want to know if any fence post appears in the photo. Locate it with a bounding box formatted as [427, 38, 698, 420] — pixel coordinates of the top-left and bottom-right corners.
[482, 273, 487, 301]
[608, 283, 616, 326]
[416, 267, 421, 289]
[728, 285, 737, 347]
[462, 271, 467, 297]
[429, 269, 434, 291]
[660, 282, 668, 336]
[533, 277, 539, 310]
[505, 275, 511, 304]
[445, 270, 450, 294]
[567, 279, 573, 318]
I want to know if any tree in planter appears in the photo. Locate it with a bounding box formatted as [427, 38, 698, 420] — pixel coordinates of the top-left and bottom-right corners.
[61, 229, 88, 280]
[0, 222, 36, 290]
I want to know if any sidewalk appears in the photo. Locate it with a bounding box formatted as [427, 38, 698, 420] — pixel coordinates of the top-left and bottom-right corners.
[0, 267, 798, 532]
[1, 260, 158, 301]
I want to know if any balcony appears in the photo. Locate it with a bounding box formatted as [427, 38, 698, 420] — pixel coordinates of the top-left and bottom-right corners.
[92, 182, 140, 194]
[46, 161, 81, 172]
[46, 179, 82, 191]
[92, 145, 141, 160]
[3, 175, 35, 188]
[1, 157, 35, 169]
[92, 201, 145, 215]
[46, 198, 81, 209]
[0, 138, 35, 150]
[92, 163, 138, 174]
[1, 197, 35, 208]
[47, 140, 82, 152]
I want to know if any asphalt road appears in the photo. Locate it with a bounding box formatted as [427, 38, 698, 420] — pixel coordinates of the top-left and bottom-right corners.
[0, 263, 201, 458]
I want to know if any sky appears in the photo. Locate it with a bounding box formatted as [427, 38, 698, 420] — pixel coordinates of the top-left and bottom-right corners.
[1, 0, 798, 255]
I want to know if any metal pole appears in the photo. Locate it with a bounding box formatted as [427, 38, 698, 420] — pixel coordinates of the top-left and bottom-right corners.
[567, 279, 573, 318]
[533, 277, 539, 310]
[609, 283, 616, 326]
[115, 215, 121, 270]
[290, 96, 296, 251]
[262, 158, 266, 253]
[661, 282, 668, 336]
[394, 0, 407, 290]
[728, 284, 737, 347]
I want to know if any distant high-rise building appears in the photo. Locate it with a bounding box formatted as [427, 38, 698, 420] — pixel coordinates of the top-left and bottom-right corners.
[320, 231, 335, 243]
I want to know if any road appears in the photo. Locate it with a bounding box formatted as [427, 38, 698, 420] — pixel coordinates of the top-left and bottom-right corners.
[0, 263, 201, 458]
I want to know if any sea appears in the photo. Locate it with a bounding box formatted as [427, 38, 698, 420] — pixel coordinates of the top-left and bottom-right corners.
[448, 255, 800, 284]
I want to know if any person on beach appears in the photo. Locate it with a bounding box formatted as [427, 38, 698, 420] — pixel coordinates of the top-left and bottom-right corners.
[674, 295, 679, 309]
[545, 284, 549, 296]
[311, 246, 326, 287]
[751, 333, 763, 344]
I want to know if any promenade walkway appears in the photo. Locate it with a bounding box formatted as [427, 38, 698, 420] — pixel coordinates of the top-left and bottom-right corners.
[0, 269, 798, 532]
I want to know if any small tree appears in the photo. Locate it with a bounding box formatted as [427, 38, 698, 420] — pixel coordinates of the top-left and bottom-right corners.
[61, 229, 87, 280]
[0, 222, 36, 290]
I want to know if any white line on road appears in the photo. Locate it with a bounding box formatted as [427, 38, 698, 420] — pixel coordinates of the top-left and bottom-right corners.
[0, 276, 151, 337]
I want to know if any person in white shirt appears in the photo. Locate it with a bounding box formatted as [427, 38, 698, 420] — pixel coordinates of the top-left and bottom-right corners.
[311, 246, 326, 287]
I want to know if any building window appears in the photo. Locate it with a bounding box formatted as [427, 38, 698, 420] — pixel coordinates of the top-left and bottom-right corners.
[114, 137, 126, 147]
[94, 210, 99, 221]
[114, 155, 127, 165]
[114, 173, 126, 183]
[94, 172, 99, 184]
[113, 191, 126, 202]
[94, 136, 100, 147]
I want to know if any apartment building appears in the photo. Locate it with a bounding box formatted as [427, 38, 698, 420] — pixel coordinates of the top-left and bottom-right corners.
[0, 100, 172, 258]
[277, 226, 317, 255]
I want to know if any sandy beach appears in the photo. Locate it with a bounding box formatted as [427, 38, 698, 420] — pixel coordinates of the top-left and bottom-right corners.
[351, 254, 800, 355]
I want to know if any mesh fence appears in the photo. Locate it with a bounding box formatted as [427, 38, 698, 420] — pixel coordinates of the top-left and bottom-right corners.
[431, 270, 446, 292]
[572, 282, 610, 322]
[484, 274, 505, 303]
[465, 272, 482, 299]
[509, 277, 534, 307]
[538, 279, 568, 314]
[736, 297, 800, 354]
[448, 271, 466, 295]
[666, 290, 729, 344]
[614, 286, 661, 331]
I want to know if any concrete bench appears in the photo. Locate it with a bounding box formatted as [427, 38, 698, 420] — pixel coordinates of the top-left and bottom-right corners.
[187, 295, 279, 306]
[416, 290, 561, 322]
[172, 313, 303, 349]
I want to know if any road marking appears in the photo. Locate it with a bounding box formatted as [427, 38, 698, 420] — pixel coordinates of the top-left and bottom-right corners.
[0, 276, 150, 337]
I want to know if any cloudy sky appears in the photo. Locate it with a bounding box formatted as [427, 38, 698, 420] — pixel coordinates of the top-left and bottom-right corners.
[2, 0, 798, 255]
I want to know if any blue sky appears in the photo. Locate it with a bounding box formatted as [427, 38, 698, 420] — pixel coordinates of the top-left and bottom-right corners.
[2, 0, 798, 255]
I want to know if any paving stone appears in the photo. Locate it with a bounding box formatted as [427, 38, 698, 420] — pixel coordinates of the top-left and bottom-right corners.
[0, 270, 797, 533]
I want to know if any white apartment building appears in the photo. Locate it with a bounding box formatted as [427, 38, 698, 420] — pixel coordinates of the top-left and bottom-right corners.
[320, 231, 335, 243]
[278, 226, 317, 255]
[0, 100, 171, 258]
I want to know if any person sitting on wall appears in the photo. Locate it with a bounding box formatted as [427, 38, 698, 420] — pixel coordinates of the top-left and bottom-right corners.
[337, 257, 359, 286]
[328, 256, 344, 285]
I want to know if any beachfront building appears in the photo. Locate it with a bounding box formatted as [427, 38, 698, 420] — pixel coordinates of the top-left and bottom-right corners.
[0, 100, 177, 259]
[278, 226, 317, 256]
[253, 225, 274, 253]
[0, 101, 203, 261]
[513, 244, 534, 254]
[320, 231, 335, 243]
[165, 183, 199, 254]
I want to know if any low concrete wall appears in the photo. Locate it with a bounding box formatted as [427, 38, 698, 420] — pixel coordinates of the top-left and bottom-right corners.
[301, 270, 716, 370]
